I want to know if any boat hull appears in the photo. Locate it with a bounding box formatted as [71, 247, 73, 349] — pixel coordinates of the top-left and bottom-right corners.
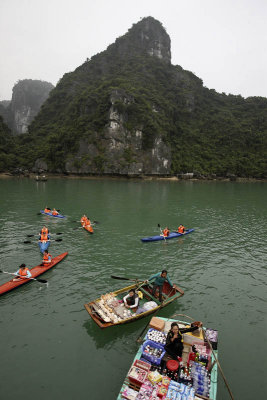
[84, 282, 184, 329]
[141, 228, 194, 242]
[40, 210, 66, 218]
[0, 252, 68, 296]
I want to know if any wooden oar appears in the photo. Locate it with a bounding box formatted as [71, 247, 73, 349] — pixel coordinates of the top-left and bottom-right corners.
[0, 270, 48, 284]
[24, 238, 62, 244]
[111, 275, 143, 282]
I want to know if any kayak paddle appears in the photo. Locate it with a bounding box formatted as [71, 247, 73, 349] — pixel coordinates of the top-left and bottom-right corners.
[24, 238, 62, 244]
[157, 223, 166, 241]
[0, 270, 48, 284]
[26, 233, 63, 237]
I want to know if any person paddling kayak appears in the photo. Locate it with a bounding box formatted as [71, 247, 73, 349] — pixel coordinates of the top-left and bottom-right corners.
[52, 208, 59, 216]
[161, 227, 170, 237]
[13, 264, 32, 281]
[40, 226, 49, 235]
[42, 250, 52, 265]
[177, 224, 186, 234]
[44, 207, 51, 213]
[147, 270, 174, 302]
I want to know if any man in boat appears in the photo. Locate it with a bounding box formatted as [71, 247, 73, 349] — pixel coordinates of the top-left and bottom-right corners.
[13, 264, 32, 281]
[147, 270, 173, 302]
[44, 207, 51, 213]
[42, 250, 52, 265]
[162, 227, 170, 237]
[123, 289, 139, 312]
[177, 224, 185, 234]
[52, 208, 59, 216]
[165, 321, 202, 360]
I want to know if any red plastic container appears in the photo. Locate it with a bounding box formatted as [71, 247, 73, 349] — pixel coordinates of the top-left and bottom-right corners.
[166, 359, 179, 372]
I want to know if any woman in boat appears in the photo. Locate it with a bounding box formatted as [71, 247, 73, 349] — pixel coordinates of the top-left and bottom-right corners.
[165, 321, 202, 359]
[42, 250, 52, 265]
[13, 264, 32, 281]
[123, 289, 139, 312]
[147, 270, 173, 303]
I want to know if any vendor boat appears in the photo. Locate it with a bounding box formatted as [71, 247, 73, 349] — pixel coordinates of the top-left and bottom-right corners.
[141, 229, 194, 243]
[84, 282, 184, 329]
[117, 315, 218, 400]
[0, 252, 68, 296]
[40, 210, 66, 218]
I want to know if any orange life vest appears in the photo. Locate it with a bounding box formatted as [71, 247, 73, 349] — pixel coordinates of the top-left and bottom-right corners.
[44, 208, 50, 213]
[19, 267, 30, 277]
[81, 216, 87, 224]
[40, 233, 49, 241]
[163, 228, 170, 237]
[43, 253, 52, 263]
[41, 227, 48, 234]
[178, 225, 185, 233]
[52, 210, 58, 215]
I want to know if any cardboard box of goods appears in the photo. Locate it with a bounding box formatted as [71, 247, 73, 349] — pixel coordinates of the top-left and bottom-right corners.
[149, 317, 165, 331]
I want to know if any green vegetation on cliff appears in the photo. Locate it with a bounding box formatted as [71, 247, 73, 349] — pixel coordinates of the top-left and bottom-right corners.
[0, 17, 266, 177]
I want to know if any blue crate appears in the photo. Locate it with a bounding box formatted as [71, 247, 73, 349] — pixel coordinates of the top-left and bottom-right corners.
[141, 339, 166, 366]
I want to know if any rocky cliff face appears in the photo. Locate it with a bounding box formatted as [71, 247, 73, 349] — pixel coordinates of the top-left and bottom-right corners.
[1, 80, 54, 135]
[64, 89, 171, 175]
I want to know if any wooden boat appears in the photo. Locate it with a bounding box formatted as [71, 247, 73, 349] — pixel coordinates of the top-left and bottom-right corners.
[84, 281, 184, 328]
[0, 252, 68, 296]
[117, 315, 218, 400]
[141, 229, 194, 242]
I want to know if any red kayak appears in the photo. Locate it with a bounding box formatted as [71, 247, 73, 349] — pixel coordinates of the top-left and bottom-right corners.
[0, 252, 68, 296]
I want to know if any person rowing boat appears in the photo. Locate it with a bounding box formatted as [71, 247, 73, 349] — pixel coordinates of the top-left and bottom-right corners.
[13, 264, 32, 281]
[147, 270, 174, 302]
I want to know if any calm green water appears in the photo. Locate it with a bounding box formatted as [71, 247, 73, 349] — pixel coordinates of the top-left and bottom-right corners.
[0, 178, 266, 400]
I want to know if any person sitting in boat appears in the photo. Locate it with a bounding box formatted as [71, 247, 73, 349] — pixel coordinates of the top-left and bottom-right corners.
[123, 289, 139, 312]
[80, 215, 88, 225]
[162, 227, 170, 237]
[44, 207, 51, 213]
[13, 264, 32, 281]
[147, 270, 173, 302]
[177, 224, 185, 234]
[42, 250, 52, 265]
[39, 232, 50, 242]
[40, 226, 49, 235]
[52, 208, 59, 216]
[165, 321, 203, 360]
[85, 218, 94, 233]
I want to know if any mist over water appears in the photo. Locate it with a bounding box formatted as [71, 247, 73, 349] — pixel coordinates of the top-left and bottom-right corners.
[0, 178, 266, 400]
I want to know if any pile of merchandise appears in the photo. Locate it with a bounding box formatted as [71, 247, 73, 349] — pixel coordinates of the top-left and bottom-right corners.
[94, 292, 133, 323]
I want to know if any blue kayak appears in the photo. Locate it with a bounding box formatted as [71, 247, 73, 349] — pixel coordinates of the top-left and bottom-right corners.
[141, 229, 194, 242]
[38, 238, 50, 253]
[40, 210, 66, 219]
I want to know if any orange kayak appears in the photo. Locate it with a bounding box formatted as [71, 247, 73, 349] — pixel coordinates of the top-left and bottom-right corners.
[81, 221, 94, 234]
[0, 252, 68, 296]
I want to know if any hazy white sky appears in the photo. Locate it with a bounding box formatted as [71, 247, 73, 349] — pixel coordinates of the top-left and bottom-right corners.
[0, 0, 266, 100]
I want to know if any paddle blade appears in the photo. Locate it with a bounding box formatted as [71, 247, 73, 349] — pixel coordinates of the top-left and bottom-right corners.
[158, 223, 161, 228]
[111, 275, 131, 281]
[27, 234, 35, 237]
[55, 238, 62, 242]
[56, 232, 63, 235]
[37, 278, 48, 283]
[0, 269, 3, 273]
[93, 220, 100, 224]
[24, 240, 31, 244]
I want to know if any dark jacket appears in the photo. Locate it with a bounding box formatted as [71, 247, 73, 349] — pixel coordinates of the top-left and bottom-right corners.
[165, 325, 199, 358]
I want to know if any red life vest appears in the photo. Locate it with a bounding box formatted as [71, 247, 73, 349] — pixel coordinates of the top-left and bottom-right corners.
[163, 228, 170, 237]
[40, 233, 48, 241]
[41, 227, 48, 235]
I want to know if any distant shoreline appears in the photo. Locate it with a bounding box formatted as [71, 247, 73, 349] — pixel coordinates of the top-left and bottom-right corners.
[0, 172, 266, 182]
